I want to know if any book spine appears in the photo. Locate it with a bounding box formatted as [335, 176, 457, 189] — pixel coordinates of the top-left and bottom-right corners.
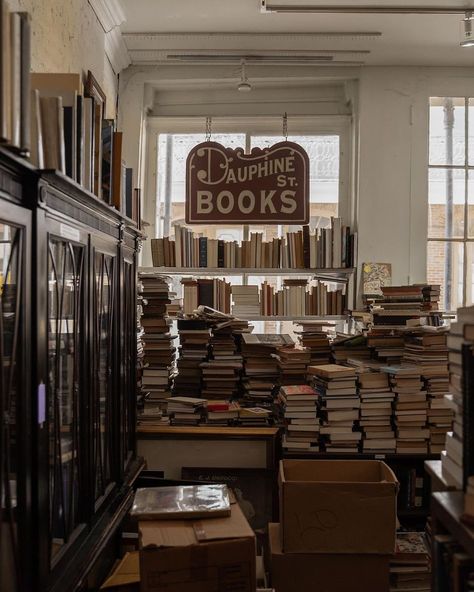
[199, 236, 207, 268]
[218, 239, 225, 268]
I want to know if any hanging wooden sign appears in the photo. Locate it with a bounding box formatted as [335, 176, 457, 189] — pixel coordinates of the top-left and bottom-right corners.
[185, 141, 310, 224]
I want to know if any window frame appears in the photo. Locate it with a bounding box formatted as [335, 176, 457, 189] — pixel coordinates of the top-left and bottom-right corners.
[144, 115, 353, 250]
[428, 96, 474, 309]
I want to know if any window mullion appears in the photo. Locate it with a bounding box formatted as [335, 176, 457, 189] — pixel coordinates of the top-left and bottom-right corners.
[463, 97, 469, 306]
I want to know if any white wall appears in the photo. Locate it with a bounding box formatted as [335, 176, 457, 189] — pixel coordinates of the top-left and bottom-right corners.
[13, 0, 118, 117]
[358, 66, 474, 286]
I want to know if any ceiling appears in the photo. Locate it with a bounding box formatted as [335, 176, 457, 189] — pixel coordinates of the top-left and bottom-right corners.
[118, 0, 474, 67]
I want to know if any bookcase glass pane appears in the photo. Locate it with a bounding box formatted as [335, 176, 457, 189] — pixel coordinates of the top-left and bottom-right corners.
[429, 97, 465, 166]
[48, 240, 84, 562]
[0, 223, 21, 592]
[427, 240, 463, 311]
[93, 252, 115, 501]
[428, 168, 465, 239]
[468, 98, 474, 166]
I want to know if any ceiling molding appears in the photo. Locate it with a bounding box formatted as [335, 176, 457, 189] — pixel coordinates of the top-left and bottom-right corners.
[105, 26, 131, 74]
[261, 1, 474, 14]
[88, 0, 126, 32]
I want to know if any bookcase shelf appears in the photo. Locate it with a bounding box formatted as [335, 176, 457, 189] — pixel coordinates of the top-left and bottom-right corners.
[168, 314, 348, 322]
[139, 266, 355, 280]
[282, 451, 440, 461]
[432, 491, 474, 558]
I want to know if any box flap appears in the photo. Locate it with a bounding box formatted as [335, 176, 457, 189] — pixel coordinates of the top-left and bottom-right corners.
[281, 459, 398, 485]
[140, 501, 254, 550]
[101, 552, 140, 589]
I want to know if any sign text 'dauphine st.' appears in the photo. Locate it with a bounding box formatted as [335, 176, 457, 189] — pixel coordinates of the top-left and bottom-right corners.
[185, 141, 310, 224]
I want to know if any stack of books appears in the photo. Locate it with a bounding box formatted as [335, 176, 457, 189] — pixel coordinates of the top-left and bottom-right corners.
[279, 385, 320, 452]
[357, 370, 396, 453]
[383, 366, 429, 454]
[172, 319, 210, 398]
[240, 333, 293, 407]
[231, 285, 261, 317]
[294, 320, 335, 364]
[139, 276, 177, 408]
[390, 532, 430, 592]
[206, 400, 241, 426]
[181, 278, 231, 315]
[367, 328, 406, 364]
[441, 308, 474, 488]
[152, 220, 356, 269]
[238, 406, 273, 426]
[404, 329, 453, 453]
[274, 345, 311, 385]
[168, 396, 206, 426]
[308, 364, 361, 452]
[331, 334, 371, 364]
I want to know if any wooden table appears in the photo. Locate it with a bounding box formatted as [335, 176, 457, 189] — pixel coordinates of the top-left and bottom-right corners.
[136, 425, 281, 478]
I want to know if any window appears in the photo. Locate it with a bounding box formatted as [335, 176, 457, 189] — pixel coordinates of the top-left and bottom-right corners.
[428, 97, 474, 310]
[152, 117, 350, 331]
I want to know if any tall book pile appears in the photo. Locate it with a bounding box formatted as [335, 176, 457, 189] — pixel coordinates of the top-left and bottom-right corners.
[308, 364, 361, 452]
[403, 329, 453, 453]
[136, 286, 145, 413]
[260, 279, 346, 317]
[231, 285, 260, 317]
[279, 385, 320, 452]
[294, 320, 334, 364]
[382, 366, 429, 454]
[151, 220, 356, 269]
[274, 345, 311, 386]
[181, 278, 231, 314]
[172, 319, 210, 398]
[240, 333, 293, 408]
[200, 321, 244, 401]
[390, 532, 430, 592]
[442, 307, 474, 489]
[0, 3, 31, 155]
[139, 276, 177, 414]
[358, 370, 395, 453]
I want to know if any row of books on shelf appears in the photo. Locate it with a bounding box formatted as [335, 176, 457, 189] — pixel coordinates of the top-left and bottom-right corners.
[180, 279, 347, 318]
[150, 220, 356, 269]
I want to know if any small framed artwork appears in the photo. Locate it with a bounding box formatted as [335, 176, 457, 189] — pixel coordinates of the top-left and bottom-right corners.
[181, 466, 274, 531]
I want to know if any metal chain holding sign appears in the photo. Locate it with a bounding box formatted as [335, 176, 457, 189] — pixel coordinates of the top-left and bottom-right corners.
[205, 116, 212, 141]
[283, 112, 288, 141]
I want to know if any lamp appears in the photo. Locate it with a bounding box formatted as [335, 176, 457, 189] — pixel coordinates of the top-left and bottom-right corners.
[461, 11, 474, 47]
[237, 60, 252, 92]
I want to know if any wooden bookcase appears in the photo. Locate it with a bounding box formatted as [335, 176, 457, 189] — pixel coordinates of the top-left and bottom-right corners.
[0, 148, 143, 592]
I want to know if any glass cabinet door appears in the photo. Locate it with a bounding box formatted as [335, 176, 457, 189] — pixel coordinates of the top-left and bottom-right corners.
[92, 251, 116, 505]
[48, 240, 85, 563]
[0, 222, 24, 592]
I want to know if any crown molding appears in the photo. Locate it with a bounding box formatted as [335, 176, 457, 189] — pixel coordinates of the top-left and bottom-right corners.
[105, 26, 131, 74]
[89, 0, 126, 31]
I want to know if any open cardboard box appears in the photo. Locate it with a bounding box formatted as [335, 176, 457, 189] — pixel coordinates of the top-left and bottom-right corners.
[139, 499, 256, 592]
[279, 459, 398, 554]
[269, 523, 390, 592]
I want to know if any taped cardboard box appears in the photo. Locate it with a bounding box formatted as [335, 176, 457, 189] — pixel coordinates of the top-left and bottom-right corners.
[279, 459, 398, 554]
[101, 552, 140, 591]
[269, 523, 390, 592]
[139, 500, 256, 592]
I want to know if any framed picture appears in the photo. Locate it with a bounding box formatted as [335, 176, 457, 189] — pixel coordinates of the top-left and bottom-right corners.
[85, 70, 106, 199]
[362, 262, 392, 298]
[181, 467, 274, 531]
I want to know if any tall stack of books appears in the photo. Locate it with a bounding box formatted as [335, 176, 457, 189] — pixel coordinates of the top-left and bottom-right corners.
[168, 396, 206, 426]
[294, 320, 334, 364]
[152, 221, 356, 269]
[274, 345, 311, 386]
[136, 285, 145, 413]
[231, 285, 260, 317]
[357, 370, 396, 453]
[442, 307, 474, 488]
[240, 333, 293, 408]
[172, 319, 211, 398]
[403, 329, 453, 453]
[383, 366, 429, 454]
[390, 532, 431, 592]
[279, 385, 320, 452]
[308, 364, 361, 452]
[181, 278, 231, 314]
[139, 275, 177, 409]
[200, 322, 243, 400]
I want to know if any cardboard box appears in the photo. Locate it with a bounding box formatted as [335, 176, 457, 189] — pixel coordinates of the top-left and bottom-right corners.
[139, 501, 256, 592]
[279, 459, 398, 554]
[101, 552, 140, 591]
[269, 523, 390, 592]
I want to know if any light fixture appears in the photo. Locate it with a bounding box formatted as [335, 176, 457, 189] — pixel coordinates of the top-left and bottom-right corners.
[237, 59, 252, 92]
[461, 11, 474, 47]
